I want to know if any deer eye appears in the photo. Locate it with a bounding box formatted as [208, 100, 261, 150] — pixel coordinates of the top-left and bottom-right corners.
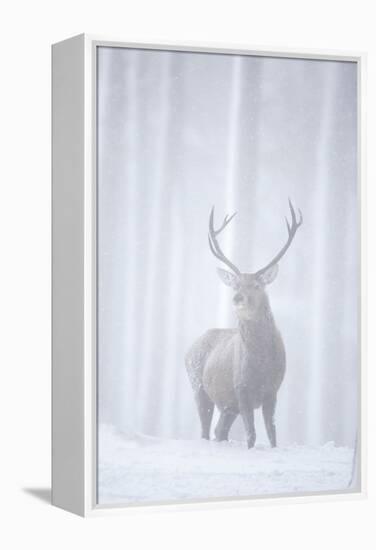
[233, 293, 244, 304]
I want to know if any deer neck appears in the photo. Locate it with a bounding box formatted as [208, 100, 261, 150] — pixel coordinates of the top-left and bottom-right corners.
[238, 300, 275, 347]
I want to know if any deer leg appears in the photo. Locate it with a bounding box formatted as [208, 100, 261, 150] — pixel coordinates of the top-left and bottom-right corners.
[195, 386, 214, 440]
[235, 384, 256, 449]
[262, 393, 277, 448]
[214, 408, 237, 441]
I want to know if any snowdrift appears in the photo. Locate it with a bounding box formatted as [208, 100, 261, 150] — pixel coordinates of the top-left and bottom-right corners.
[98, 424, 355, 505]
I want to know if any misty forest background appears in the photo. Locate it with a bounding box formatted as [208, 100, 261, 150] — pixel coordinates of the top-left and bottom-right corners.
[97, 47, 358, 449]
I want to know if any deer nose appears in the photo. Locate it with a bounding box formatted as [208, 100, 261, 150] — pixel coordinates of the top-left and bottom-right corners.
[233, 293, 244, 304]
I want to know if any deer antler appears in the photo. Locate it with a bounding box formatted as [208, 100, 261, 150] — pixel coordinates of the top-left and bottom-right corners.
[254, 198, 303, 277]
[208, 206, 241, 275]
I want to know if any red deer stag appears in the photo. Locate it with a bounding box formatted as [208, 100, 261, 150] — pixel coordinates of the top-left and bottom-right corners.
[185, 200, 302, 448]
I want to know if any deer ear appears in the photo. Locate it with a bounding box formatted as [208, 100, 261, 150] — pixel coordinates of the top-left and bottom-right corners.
[256, 264, 279, 286]
[216, 268, 240, 289]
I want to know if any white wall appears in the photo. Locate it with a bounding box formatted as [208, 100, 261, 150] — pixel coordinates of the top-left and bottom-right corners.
[1, 1, 375, 549]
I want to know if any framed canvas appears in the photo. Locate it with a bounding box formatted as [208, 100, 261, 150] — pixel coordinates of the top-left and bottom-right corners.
[52, 34, 366, 517]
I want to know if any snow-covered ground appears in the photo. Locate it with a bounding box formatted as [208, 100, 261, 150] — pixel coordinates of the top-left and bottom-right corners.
[98, 424, 355, 505]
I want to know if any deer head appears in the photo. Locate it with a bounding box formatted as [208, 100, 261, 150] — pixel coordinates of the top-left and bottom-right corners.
[208, 200, 303, 321]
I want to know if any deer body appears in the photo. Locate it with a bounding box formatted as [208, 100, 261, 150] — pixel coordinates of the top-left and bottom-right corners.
[185, 201, 302, 448]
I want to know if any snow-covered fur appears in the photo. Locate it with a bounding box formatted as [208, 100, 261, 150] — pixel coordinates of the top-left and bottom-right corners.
[186, 268, 285, 448]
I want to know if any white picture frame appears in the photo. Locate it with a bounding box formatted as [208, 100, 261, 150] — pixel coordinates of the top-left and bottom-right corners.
[52, 34, 366, 517]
